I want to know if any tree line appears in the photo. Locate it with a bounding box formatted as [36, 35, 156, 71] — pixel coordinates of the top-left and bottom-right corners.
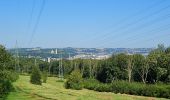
[16, 44, 170, 84]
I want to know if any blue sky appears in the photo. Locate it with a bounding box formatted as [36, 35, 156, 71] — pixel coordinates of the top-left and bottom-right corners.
[0, 0, 170, 48]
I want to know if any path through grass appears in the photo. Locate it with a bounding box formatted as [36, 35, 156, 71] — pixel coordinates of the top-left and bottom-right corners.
[6, 75, 168, 100]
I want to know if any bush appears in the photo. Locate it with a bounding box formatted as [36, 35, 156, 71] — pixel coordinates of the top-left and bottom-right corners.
[83, 80, 170, 99]
[7, 71, 19, 82]
[0, 70, 18, 99]
[84, 78, 112, 92]
[83, 79, 99, 90]
[0, 70, 19, 82]
[111, 81, 170, 98]
[0, 79, 13, 98]
[42, 71, 48, 83]
[65, 70, 83, 90]
[94, 83, 112, 92]
[30, 66, 42, 85]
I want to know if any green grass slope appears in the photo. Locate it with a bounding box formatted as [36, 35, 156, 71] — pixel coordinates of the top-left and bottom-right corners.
[6, 75, 168, 100]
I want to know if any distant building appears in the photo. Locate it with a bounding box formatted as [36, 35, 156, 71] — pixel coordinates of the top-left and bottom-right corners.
[26, 47, 41, 51]
[41, 58, 46, 62]
[47, 57, 51, 63]
[51, 50, 55, 54]
[95, 55, 110, 60]
[51, 49, 58, 54]
[28, 55, 31, 58]
[55, 49, 58, 54]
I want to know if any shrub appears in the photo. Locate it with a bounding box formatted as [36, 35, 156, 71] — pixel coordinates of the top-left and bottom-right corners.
[65, 70, 83, 90]
[94, 83, 112, 92]
[83, 78, 99, 90]
[0, 79, 13, 98]
[0, 70, 19, 82]
[0, 70, 18, 99]
[84, 78, 112, 92]
[42, 71, 48, 83]
[83, 80, 170, 99]
[30, 66, 42, 85]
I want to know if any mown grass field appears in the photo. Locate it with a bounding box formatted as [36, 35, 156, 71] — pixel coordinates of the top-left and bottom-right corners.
[6, 75, 169, 100]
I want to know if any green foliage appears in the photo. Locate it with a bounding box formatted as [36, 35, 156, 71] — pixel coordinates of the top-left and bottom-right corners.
[0, 45, 18, 98]
[0, 73, 14, 99]
[83, 80, 170, 99]
[82, 65, 90, 79]
[0, 71, 16, 98]
[83, 78, 100, 90]
[0, 70, 19, 82]
[42, 71, 48, 83]
[115, 53, 128, 80]
[50, 61, 59, 75]
[30, 66, 42, 85]
[0, 45, 11, 64]
[94, 83, 112, 92]
[65, 70, 83, 90]
[97, 60, 114, 83]
[0, 79, 13, 98]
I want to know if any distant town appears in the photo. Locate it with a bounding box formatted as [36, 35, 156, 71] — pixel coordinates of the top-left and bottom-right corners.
[8, 47, 154, 62]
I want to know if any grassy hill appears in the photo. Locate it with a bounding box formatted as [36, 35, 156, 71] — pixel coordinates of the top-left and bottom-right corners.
[6, 75, 168, 100]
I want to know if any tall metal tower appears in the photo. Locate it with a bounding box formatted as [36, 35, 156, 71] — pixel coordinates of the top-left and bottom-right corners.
[15, 41, 20, 72]
[58, 52, 63, 80]
[89, 53, 92, 78]
[34, 58, 37, 66]
[48, 62, 52, 75]
[69, 53, 71, 60]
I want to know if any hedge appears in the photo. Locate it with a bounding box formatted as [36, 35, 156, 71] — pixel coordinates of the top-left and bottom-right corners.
[83, 79, 170, 99]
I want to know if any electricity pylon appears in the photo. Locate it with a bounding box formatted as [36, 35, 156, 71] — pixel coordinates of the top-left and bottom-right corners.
[15, 40, 20, 72]
[58, 53, 63, 80]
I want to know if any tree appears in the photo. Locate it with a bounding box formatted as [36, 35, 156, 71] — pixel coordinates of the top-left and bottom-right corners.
[133, 54, 148, 83]
[0, 44, 18, 98]
[42, 71, 48, 83]
[164, 47, 170, 82]
[30, 65, 42, 85]
[156, 49, 170, 83]
[165, 47, 170, 54]
[115, 53, 128, 80]
[0, 45, 11, 70]
[127, 55, 134, 82]
[50, 61, 59, 75]
[141, 58, 149, 84]
[65, 70, 83, 90]
[82, 65, 90, 79]
[157, 44, 165, 52]
[97, 60, 113, 83]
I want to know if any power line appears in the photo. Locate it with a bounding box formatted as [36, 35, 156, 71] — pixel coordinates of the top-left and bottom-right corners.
[93, 2, 170, 48]
[28, 0, 46, 46]
[96, 22, 170, 48]
[78, 0, 168, 45]
[15, 40, 20, 72]
[26, 0, 36, 33]
[123, 27, 170, 47]
[116, 24, 170, 46]
[95, 14, 170, 48]
[96, 5, 170, 46]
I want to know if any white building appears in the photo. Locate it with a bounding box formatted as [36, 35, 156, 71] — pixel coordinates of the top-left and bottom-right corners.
[47, 57, 51, 63]
[51, 49, 58, 54]
[51, 50, 55, 54]
[55, 49, 58, 54]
